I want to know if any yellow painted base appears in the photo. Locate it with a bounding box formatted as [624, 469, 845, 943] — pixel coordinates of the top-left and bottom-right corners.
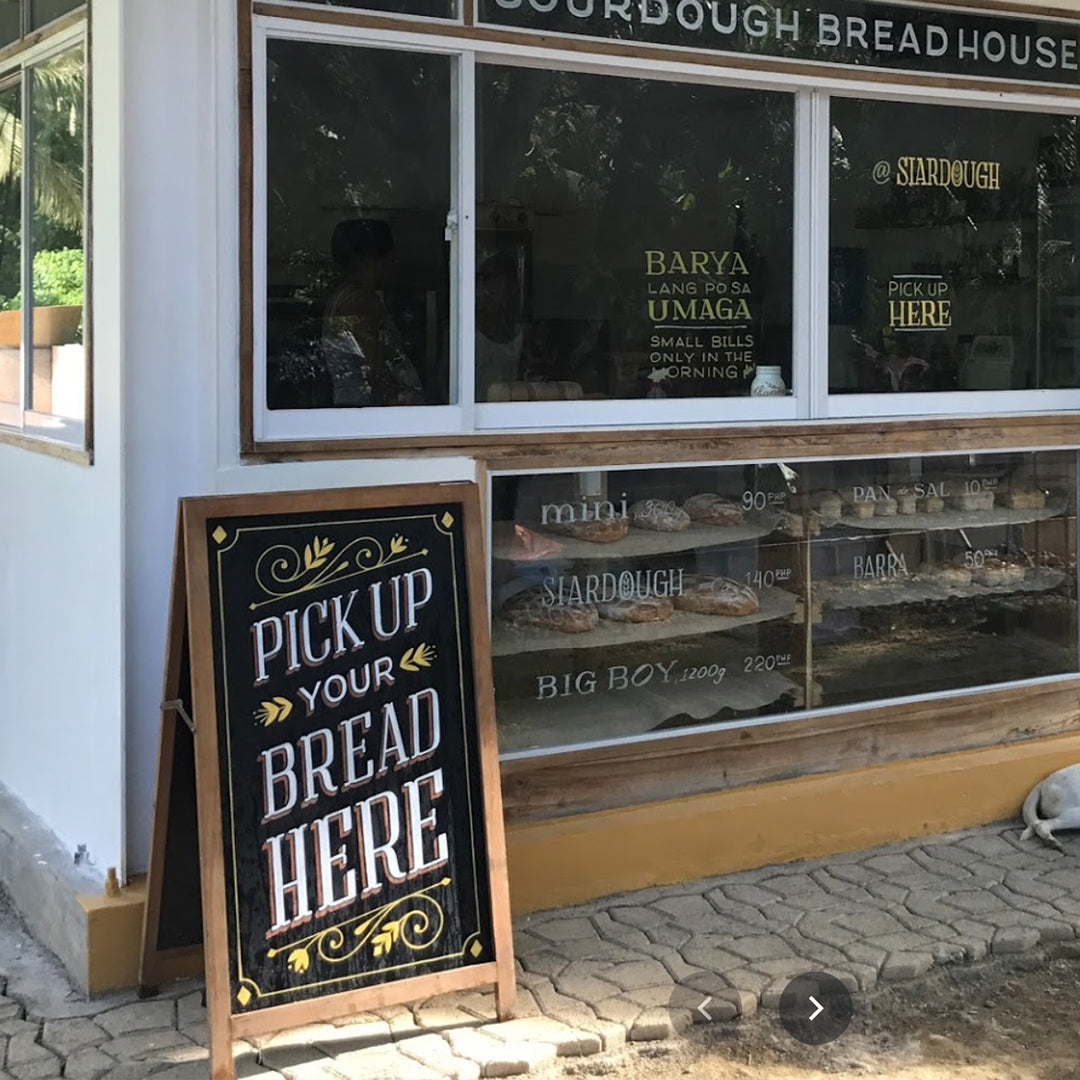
[79, 731, 1080, 989]
[505, 731, 1080, 913]
[78, 876, 148, 994]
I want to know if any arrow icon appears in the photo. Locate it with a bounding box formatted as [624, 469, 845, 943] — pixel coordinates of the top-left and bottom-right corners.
[808, 995, 824, 1021]
[697, 996, 712, 1021]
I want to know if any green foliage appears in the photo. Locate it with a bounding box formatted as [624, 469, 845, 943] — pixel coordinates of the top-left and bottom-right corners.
[1, 246, 83, 309]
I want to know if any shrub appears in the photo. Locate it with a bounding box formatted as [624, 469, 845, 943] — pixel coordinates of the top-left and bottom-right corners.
[1, 247, 83, 310]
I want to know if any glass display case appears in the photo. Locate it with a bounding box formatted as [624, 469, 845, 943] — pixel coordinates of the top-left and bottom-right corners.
[490, 451, 1078, 755]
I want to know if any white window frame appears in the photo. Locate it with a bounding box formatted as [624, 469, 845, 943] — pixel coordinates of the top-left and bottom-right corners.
[0, 19, 87, 450]
[250, 12, 1080, 444]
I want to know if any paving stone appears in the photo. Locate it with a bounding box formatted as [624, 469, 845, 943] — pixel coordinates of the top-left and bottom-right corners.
[834, 909, 907, 937]
[759, 979, 789, 1010]
[7, 1062, 62, 1080]
[607, 906, 667, 931]
[96, 1028, 196, 1063]
[415, 1003, 479, 1033]
[720, 883, 781, 907]
[326, 1043, 443, 1080]
[726, 935, 793, 962]
[591, 995, 641, 1027]
[397, 1033, 482, 1080]
[628, 1008, 674, 1042]
[444, 1028, 555, 1077]
[992, 926, 1041, 954]
[931, 942, 967, 964]
[62, 1048, 119, 1080]
[6, 1032, 57, 1068]
[516, 949, 570, 980]
[718, 988, 757, 1017]
[0, 999, 22, 1021]
[481, 1016, 601, 1057]
[175, 991, 206, 1031]
[312, 1016, 393, 1055]
[95, 1001, 175, 1038]
[551, 970, 618, 1004]
[529, 918, 597, 945]
[880, 952, 934, 981]
[39, 1016, 107, 1056]
[599, 960, 670, 993]
[0, 1021, 38, 1040]
[622, 986, 673, 1009]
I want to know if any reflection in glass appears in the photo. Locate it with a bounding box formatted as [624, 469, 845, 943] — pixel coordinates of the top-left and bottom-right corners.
[30, 0, 80, 30]
[265, 41, 451, 410]
[490, 464, 806, 753]
[490, 452, 1078, 755]
[0, 1, 17, 47]
[262, 0, 454, 16]
[830, 98, 1080, 394]
[807, 451, 1078, 706]
[476, 67, 794, 404]
[0, 81, 18, 412]
[29, 46, 84, 423]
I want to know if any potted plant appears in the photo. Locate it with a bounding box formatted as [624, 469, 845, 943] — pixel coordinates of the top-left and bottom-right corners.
[0, 247, 83, 347]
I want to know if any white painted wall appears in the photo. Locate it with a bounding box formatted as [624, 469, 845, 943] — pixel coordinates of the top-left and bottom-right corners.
[119, 0, 477, 873]
[0, 0, 125, 879]
[117, 0, 1080, 874]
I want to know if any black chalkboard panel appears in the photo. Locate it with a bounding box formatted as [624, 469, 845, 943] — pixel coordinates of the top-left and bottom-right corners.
[155, 638, 203, 953]
[177, 484, 513, 1079]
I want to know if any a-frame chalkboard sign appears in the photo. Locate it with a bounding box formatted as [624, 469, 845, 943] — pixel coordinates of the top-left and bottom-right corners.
[140, 484, 515, 1080]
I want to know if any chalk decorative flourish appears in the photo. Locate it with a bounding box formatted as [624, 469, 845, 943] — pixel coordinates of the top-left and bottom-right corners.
[255, 696, 292, 726]
[400, 643, 437, 672]
[250, 533, 427, 610]
[266, 878, 450, 976]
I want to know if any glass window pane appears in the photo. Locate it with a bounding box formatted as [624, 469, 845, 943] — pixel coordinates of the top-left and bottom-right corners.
[0, 81, 19, 414]
[29, 46, 84, 432]
[830, 98, 1080, 394]
[262, 0, 454, 16]
[807, 450, 1078, 705]
[490, 465, 806, 753]
[265, 40, 452, 411]
[0, 2, 19, 48]
[30, 0, 80, 31]
[476, 68, 794, 405]
[491, 451, 1079, 754]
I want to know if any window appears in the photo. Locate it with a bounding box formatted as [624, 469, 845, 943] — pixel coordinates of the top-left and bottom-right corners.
[0, 21, 86, 450]
[249, 16, 1080, 445]
[264, 39, 452, 420]
[490, 450, 1078, 756]
[476, 68, 793, 413]
[829, 97, 1080, 413]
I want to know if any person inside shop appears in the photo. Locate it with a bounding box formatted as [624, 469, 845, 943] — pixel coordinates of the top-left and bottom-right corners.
[321, 218, 425, 408]
[476, 248, 530, 401]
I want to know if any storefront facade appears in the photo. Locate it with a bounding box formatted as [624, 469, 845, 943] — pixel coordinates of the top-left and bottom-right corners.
[3, 0, 1080, 990]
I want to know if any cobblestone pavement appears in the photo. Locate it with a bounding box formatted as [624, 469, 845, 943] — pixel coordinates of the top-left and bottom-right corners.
[2, 822, 1080, 1078]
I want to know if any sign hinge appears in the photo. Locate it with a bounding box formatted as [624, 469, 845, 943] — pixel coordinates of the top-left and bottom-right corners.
[161, 698, 195, 735]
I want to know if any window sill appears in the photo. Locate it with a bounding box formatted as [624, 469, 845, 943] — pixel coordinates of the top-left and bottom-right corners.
[243, 410, 1080, 463]
[0, 423, 91, 464]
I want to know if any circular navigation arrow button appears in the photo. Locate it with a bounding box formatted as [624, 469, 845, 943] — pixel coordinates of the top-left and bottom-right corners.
[778, 972, 853, 1045]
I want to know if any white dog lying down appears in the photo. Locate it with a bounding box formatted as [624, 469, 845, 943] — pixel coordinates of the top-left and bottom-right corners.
[1021, 764, 1080, 850]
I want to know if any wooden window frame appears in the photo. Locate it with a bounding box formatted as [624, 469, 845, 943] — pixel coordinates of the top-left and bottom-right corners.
[240, 0, 1080, 455]
[0, 15, 90, 460]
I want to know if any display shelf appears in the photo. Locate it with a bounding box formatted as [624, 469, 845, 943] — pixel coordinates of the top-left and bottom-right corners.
[491, 509, 784, 562]
[825, 498, 1068, 534]
[491, 585, 798, 656]
[496, 668, 799, 752]
[815, 567, 1065, 612]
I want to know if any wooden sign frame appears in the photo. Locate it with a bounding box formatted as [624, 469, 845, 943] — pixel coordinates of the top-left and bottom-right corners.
[139, 518, 205, 988]
[143, 483, 514, 1080]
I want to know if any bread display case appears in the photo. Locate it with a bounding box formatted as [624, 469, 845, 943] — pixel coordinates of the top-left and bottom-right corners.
[489, 450, 1078, 755]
